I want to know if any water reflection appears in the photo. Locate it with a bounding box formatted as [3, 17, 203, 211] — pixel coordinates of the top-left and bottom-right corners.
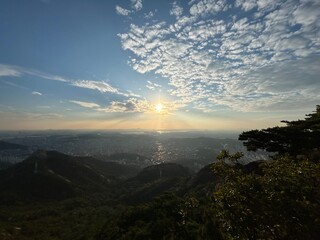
[151, 141, 165, 164]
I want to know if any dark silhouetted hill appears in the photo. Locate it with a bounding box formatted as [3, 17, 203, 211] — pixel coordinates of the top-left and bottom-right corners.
[182, 160, 266, 197]
[0, 150, 139, 203]
[0, 160, 13, 170]
[0, 140, 28, 151]
[112, 163, 192, 205]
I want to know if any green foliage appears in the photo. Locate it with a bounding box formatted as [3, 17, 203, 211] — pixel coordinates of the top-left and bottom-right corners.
[97, 193, 223, 240]
[239, 105, 320, 157]
[217, 149, 244, 164]
[0, 194, 114, 240]
[212, 153, 320, 240]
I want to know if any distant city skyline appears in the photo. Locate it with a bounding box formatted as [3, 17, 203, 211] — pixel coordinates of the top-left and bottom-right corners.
[0, 0, 319, 130]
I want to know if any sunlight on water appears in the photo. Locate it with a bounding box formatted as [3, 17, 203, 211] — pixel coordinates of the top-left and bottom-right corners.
[151, 141, 165, 165]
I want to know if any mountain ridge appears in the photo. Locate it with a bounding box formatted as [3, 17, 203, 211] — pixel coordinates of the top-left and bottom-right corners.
[0, 150, 140, 203]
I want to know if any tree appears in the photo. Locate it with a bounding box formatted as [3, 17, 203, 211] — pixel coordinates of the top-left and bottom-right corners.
[212, 151, 320, 240]
[97, 193, 223, 240]
[239, 105, 320, 157]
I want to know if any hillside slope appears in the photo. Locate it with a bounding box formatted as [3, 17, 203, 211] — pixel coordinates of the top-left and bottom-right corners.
[0, 150, 139, 203]
[0, 140, 28, 151]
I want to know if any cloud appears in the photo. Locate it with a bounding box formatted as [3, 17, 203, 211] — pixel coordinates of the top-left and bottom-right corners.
[144, 10, 156, 19]
[116, 5, 131, 16]
[32, 91, 42, 96]
[146, 80, 162, 91]
[0, 64, 68, 82]
[118, 0, 320, 113]
[70, 100, 100, 109]
[116, 0, 143, 17]
[206, 55, 320, 112]
[37, 105, 51, 109]
[0, 64, 143, 109]
[71, 80, 121, 94]
[292, 0, 320, 26]
[170, 1, 183, 18]
[1, 79, 29, 90]
[132, 0, 143, 11]
[0, 64, 21, 77]
[99, 98, 185, 114]
[235, 0, 257, 11]
[189, 0, 227, 16]
[98, 98, 150, 113]
[28, 71, 68, 82]
[69, 98, 155, 114]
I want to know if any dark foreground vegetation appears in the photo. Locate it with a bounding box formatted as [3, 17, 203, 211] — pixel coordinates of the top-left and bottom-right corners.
[0, 106, 320, 240]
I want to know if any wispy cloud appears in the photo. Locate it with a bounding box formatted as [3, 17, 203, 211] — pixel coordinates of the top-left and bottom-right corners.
[0, 64, 21, 77]
[98, 98, 150, 113]
[36, 105, 52, 109]
[116, 5, 131, 16]
[235, 0, 257, 11]
[116, 0, 143, 17]
[118, 0, 320, 112]
[144, 10, 156, 19]
[1, 79, 29, 90]
[32, 91, 42, 96]
[0, 64, 68, 82]
[0, 63, 140, 99]
[146, 80, 162, 91]
[70, 98, 152, 113]
[69, 97, 183, 114]
[70, 100, 101, 109]
[170, 1, 183, 18]
[71, 80, 121, 94]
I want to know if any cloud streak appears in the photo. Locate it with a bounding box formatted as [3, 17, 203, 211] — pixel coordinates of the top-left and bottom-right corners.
[70, 98, 153, 113]
[32, 91, 43, 96]
[0, 64, 68, 82]
[98, 98, 150, 113]
[71, 80, 121, 94]
[70, 100, 101, 109]
[0, 64, 140, 100]
[0, 62, 156, 115]
[0, 64, 21, 77]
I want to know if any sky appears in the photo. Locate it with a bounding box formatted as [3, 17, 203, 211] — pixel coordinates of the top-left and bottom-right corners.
[0, 0, 319, 131]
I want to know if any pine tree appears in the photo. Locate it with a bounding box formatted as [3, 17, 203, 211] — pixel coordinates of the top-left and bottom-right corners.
[239, 105, 320, 157]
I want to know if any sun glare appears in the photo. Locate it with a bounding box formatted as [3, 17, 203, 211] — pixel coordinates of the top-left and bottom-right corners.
[156, 103, 163, 113]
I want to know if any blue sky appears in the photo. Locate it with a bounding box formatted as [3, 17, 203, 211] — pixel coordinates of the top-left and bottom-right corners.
[0, 0, 319, 130]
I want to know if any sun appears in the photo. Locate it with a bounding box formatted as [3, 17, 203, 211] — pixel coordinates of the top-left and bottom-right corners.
[156, 103, 163, 113]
